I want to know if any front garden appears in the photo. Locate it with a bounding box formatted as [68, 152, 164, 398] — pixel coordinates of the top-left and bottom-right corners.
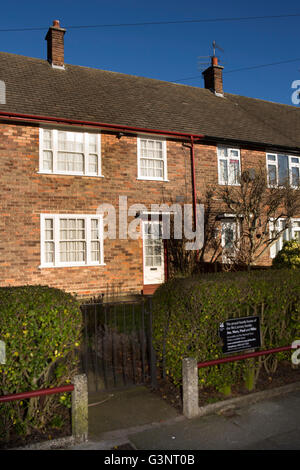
[0, 285, 82, 448]
[151, 267, 300, 408]
[1, 250, 300, 447]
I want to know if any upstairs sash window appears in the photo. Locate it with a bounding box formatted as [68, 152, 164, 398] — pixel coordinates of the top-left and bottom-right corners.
[39, 128, 101, 177]
[267, 153, 300, 187]
[218, 146, 241, 185]
[137, 137, 167, 181]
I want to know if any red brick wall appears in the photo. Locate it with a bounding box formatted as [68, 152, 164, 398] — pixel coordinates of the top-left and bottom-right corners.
[0, 123, 193, 297]
[0, 122, 293, 296]
[195, 144, 277, 267]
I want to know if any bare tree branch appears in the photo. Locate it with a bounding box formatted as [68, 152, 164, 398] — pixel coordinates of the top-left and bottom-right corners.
[215, 166, 300, 268]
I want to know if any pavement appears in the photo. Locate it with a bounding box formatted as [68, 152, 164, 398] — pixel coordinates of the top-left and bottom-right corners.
[68, 385, 300, 451]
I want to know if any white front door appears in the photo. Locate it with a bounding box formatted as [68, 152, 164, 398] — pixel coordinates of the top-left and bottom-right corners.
[221, 220, 237, 263]
[143, 220, 165, 285]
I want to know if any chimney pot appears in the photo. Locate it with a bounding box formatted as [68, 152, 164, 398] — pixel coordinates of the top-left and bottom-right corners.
[45, 20, 66, 68]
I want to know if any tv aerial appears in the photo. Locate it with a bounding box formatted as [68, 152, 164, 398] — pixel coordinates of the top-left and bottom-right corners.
[198, 40, 225, 71]
[212, 40, 224, 58]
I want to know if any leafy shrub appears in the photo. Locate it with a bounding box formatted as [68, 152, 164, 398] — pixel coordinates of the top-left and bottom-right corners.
[0, 285, 82, 441]
[272, 240, 300, 269]
[152, 270, 300, 392]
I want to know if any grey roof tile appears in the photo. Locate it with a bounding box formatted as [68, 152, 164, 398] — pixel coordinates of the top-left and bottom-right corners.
[1, 51, 300, 150]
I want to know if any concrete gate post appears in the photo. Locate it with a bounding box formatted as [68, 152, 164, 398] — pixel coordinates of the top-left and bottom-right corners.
[182, 357, 199, 419]
[72, 374, 88, 441]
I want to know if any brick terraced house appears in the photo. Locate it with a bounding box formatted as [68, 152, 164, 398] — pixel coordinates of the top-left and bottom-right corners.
[1, 20, 300, 298]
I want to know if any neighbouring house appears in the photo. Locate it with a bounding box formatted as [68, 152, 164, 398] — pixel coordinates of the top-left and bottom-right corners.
[1, 20, 300, 298]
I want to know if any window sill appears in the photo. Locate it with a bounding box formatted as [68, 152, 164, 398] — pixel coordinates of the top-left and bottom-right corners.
[136, 177, 169, 182]
[268, 184, 299, 190]
[218, 182, 241, 187]
[37, 171, 104, 178]
[39, 263, 106, 269]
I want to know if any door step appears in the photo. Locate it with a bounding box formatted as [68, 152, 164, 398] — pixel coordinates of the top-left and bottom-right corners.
[142, 284, 161, 295]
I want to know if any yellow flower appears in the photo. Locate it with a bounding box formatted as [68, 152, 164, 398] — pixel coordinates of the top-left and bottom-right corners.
[75, 342, 80, 347]
[13, 351, 19, 357]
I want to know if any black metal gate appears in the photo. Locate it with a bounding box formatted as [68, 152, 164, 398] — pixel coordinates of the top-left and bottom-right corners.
[80, 297, 157, 392]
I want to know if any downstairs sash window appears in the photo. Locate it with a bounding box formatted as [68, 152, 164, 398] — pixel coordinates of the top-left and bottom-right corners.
[40, 214, 104, 267]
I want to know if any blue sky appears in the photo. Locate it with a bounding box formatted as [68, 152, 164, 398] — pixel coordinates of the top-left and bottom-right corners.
[2, 0, 300, 105]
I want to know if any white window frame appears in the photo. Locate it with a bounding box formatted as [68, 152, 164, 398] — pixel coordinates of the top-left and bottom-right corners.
[217, 146, 241, 186]
[40, 214, 105, 268]
[292, 219, 300, 241]
[39, 128, 103, 177]
[137, 136, 168, 182]
[269, 218, 300, 258]
[266, 153, 300, 188]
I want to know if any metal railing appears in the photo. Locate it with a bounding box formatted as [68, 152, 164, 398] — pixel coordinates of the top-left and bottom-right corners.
[183, 345, 300, 419]
[197, 345, 295, 369]
[0, 384, 74, 403]
[0, 375, 88, 442]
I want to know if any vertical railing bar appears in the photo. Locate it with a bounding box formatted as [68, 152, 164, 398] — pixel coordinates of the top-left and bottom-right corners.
[112, 304, 117, 387]
[148, 297, 158, 389]
[89, 305, 96, 389]
[131, 303, 136, 384]
[141, 301, 146, 383]
[122, 303, 127, 386]
[94, 303, 98, 392]
[102, 304, 108, 389]
[79, 306, 84, 374]
[84, 306, 88, 378]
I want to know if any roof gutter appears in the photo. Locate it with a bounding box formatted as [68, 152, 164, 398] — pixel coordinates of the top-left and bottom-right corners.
[205, 135, 300, 154]
[0, 110, 204, 140]
[0, 108, 203, 231]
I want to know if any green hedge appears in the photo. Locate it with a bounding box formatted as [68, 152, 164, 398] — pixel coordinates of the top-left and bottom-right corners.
[0, 285, 82, 440]
[152, 270, 300, 393]
[273, 240, 300, 269]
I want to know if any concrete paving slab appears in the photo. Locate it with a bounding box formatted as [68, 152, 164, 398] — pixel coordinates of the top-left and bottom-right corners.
[129, 391, 300, 450]
[267, 429, 300, 450]
[243, 429, 300, 450]
[67, 385, 300, 450]
[129, 412, 270, 450]
[88, 386, 179, 440]
[229, 391, 300, 441]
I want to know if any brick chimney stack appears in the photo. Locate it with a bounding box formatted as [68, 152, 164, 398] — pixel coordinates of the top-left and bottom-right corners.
[45, 20, 66, 69]
[202, 56, 224, 96]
